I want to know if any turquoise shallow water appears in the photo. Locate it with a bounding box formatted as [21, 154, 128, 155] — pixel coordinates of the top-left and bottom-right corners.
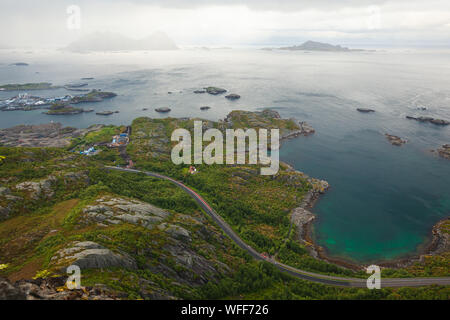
[0, 48, 449, 263]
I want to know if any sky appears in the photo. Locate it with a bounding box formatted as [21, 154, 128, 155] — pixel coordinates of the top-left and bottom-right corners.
[1, 0, 450, 48]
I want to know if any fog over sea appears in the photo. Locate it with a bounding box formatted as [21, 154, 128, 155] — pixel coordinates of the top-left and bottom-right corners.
[0, 48, 449, 264]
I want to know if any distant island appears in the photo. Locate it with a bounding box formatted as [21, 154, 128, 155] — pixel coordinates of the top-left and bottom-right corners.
[0, 82, 58, 91]
[279, 40, 365, 52]
[65, 31, 178, 52]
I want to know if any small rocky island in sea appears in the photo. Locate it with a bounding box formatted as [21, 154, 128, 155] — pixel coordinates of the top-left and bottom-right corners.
[9, 62, 29, 66]
[205, 87, 227, 95]
[96, 111, 118, 116]
[225, 93, 241, 100]
[44, 104, 84, 115]
[357, 108, 375, 113]
[279, 40, 366, 52]
[155, 107, 171, 113]
[406, 116, 449, 126]
[63, 82, 90, 92]
[435, 144, 450, 160]
[0, 82, 59, 91]
[385, 133, 407, 146]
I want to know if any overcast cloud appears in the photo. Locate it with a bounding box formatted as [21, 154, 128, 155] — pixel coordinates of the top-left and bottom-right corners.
[1, 0, 449, 48]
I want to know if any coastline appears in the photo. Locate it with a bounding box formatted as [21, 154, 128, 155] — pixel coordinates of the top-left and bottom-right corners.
[292, 176, 449, 270]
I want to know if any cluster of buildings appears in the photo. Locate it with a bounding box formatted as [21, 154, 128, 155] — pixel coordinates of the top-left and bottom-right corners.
[108, 133, 129, 148]
[0, 93, 73, 110]
[79, 147, 99, 156]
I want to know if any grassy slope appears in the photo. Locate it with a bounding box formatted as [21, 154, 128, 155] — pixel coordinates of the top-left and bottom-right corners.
[0, 111, 448, 299]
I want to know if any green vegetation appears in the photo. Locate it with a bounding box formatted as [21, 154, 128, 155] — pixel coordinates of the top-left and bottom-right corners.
[45, 103, 84, 115]
[0, 82, 59, 91]
[70, 90, 117, 104]
[0, 110, 449, 299]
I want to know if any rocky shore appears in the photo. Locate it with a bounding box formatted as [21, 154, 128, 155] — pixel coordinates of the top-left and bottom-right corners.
[0, 123, 104, 148]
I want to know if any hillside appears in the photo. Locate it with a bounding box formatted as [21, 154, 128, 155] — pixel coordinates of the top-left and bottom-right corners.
[0, 110, 448, 300]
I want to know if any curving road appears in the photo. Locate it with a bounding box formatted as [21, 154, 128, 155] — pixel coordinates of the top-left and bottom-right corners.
[105, 166, 450, 288]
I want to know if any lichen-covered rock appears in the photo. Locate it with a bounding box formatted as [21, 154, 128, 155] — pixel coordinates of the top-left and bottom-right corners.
[51, 241, 137, 270]
[15, 176, 57, 200]
[82, 197, 170, 229]
[158, 223, 191, 241]
[63, 171, 90, 185]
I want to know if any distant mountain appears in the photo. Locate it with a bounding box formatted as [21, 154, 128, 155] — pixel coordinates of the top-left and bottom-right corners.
[65, 31, 178, 52]
[279, 41, 363, 52]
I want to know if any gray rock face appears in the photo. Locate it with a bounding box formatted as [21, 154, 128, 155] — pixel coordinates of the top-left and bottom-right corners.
[290, 207, 315, 241]
[15, 176, 57, 199]
[63, 171, 90, 185]
[82, 197, 170, 229]
[158, 223, 191, 240]
[51, 241, 137, 270]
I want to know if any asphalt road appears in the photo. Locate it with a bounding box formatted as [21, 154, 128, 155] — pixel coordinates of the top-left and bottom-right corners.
[105, 166, 450, 288]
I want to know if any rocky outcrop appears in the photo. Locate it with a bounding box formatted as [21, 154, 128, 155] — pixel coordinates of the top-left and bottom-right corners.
[436, 144, 450, 160]
[82, 196, 170, 229]
[0, 278, 27, 300]
[406, 116, 449, 126]
[50, 241, 137, 271]
[428, 219, 450, 255]
[290, 207, 315, 242]
[357, 108, 375, 113]
[385, 133, 407, 146]
[155, 107, 171, 113]
[0, 123, 105, 148]
[15, 176, 57, 200]
[225, 94, 240, 100]
[205, 87, 227, 95]
[0, 276, 120, 300]
[158, 223, 191, 241]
